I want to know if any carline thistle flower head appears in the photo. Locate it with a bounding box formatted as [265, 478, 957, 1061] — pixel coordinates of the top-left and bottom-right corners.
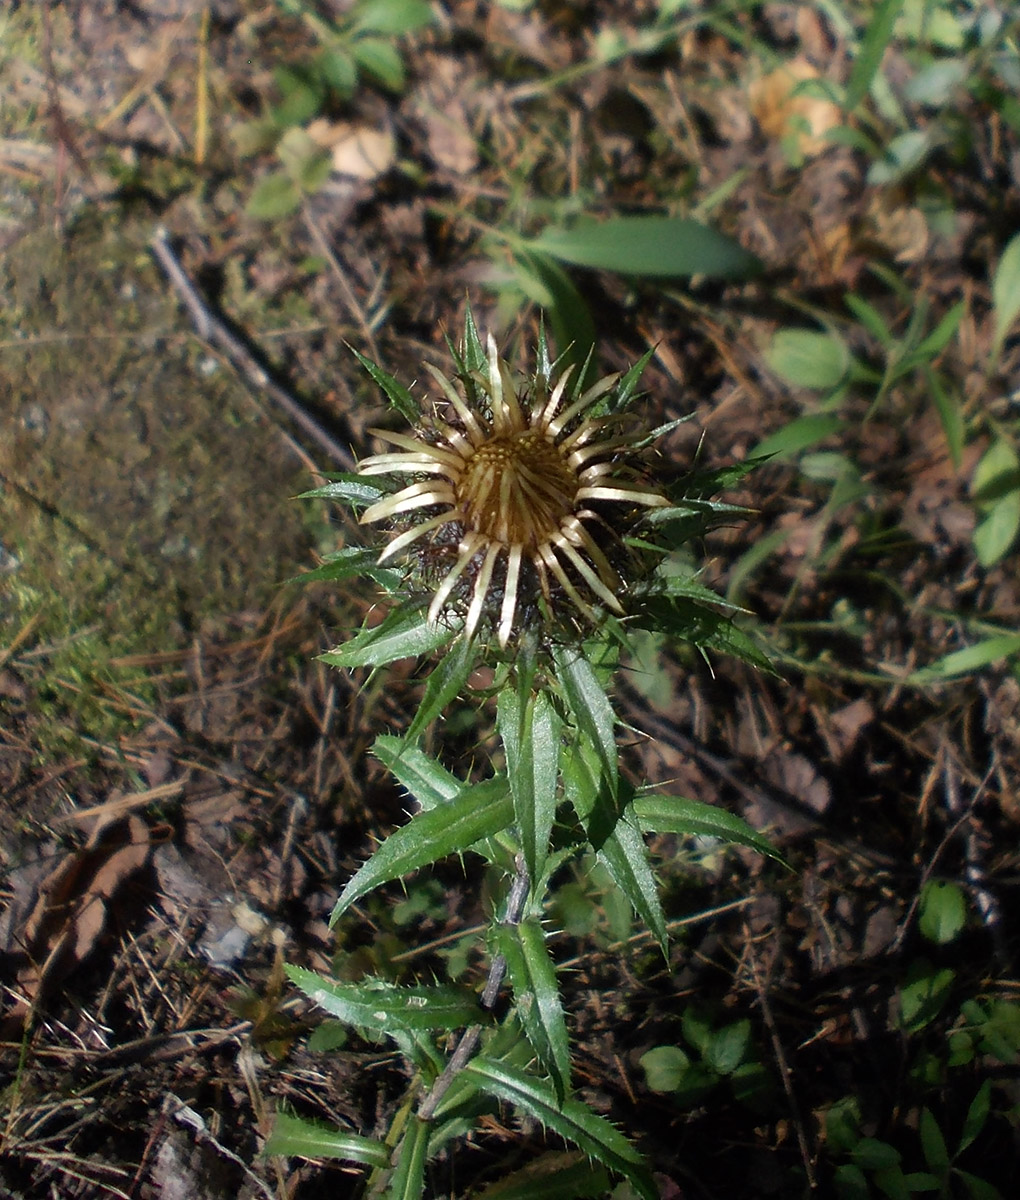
[357, 322, 670, 648]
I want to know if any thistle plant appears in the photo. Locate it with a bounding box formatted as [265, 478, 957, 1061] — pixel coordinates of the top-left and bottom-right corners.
[269, 310, 781, 1196]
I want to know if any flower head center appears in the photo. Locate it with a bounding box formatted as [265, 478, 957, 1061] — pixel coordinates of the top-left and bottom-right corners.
[456, 431, 576, 549]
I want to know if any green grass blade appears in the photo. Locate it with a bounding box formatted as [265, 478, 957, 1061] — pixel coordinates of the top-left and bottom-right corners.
[497, 918, 570, 1103]
[265, 1112, 390, 1167]
[845, 0, 904, 111]
[385, 1116, 430, 1200]
[329, 779, 513, 923]
[463, 1058, 656, 1200]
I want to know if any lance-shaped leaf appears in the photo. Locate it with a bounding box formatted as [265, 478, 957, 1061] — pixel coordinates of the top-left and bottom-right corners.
[286, 968, 484, 1034]
[291, 546, 402, 589]
[633, 794, 786, 865]
[596, 810, 667, 957]
[319, 605, 458, 670]
[552, 646, 618, 798]
[373, 735, 459, 810]
[470, 1152, 610, 1199]
[460, 1058, 656, 1200]
[350, 345, 419, 423]
[330, 778, 513, 924]
[404, 635, 476, 743]
[497, 918, 570, 1103]
[265, 1112, 389, 1167]
[298, 473, 389, 507]
[497, 686, 561, 883]
[386, 1116, 430, 1200]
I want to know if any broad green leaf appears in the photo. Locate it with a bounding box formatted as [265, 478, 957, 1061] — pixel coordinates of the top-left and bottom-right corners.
[471, 1152, 609, 1199]
[246, 171, 301, 219]
[387, 1116, 430, 1200]
[498, 687, 561, 883]
[919, 1108, 950, 1176]
[906, 633, 1020, 683]
[633, 793, 785, 864]
[497, 919, 570, 1103]
[352, 36, 405, 92]
[704, 1019, 750, 1075]
[329, 779, 513, 923]
[528, 215, 761, 281]
[514, 250, 597, 379]
[868, 129, 934, 185]
[265, 1112, 389, 1166]
[974, 495, 1020, 567]
[639, 1045, 690, 1093]
[751, 413, 844, 460]
[918, 881, 967, 945]
[954, 1170, 1003, 1200]
[404, 636, 475, 742]
[765, 329, 850, 390]
[317, 47, 357, 96]
[971, 438, 1020, 566]
[319, 606, 458, 669]
[596, 810, 667, 955]
[552, 646, 618, 797]
[298, 473, 389, 507]
[958, 1081, 992, 1154]
[350, 346, 419, 423]
[845, 0, 904, 111]
[903, 58, 969, 106]
[351, 0, 434, 36]
[373, 736, 459, 809]
[286, 969, 482, 1033]
[993, 232, 1020, 357]
[852, 1138, 902, 1171]
[460, 1058, 656, 1200]
[898, 963, 955, 1033]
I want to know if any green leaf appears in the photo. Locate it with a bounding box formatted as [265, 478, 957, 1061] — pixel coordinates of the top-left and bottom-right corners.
[845, 0, 904, 111]
[404, 636, 476, 742]
[528, 215, 761, 281]
[971, 438, 1020, 566]
[498, 687, 561, 884]
[351, 0, 434, 35]
[906, 633, 1020, 684]
[632, 793, 785, 864]
[993, 232, 1020, 357]
[350, 345, 419, 423]
[918, 880, 967, 945]
[387, 1116, 430, 1200]
[271, 63, 326, 126]
[929, 371, 964, 470]
[329, 779, 513, 923]
[596, 810, 668, 956]
[246, 171, 301, 219]
[351, 36, 405, 91]
[514, 250, 598, 379]
[919, 1108, 950, 1176]
[291, 546, 401, 589]
[552, 646, 618, 798]
[265, 1112, 389, 1166]
[751, 413, 844, 460]
[852, 1138, 902, 1171]
[634, 597, 777, 675]
[639, 1045, 690, 1093]
[316, 47, 358, 96]
[898, 962, 955, 1034]
[704, 1019, 750, 1076]
[373, 735, 460, 810]
[319, 606, 458, 669]
[958, 1081, 992, 1155]
[497, 919, 571, 1103]
[954, 1170, 1003, 1200]
[286, 969, 482, 1033]
[298, 473, 389, 507]
[459, 1058, 656, 1200]
[765, 329, 850, 390]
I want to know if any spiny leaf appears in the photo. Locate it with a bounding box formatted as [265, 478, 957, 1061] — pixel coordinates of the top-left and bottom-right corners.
[552, 646, 618, 798]
[265, 1112, 389, 1167]
[350, 345, 418, 423]
[461, 1058, 656, 1200]
[319, 606, 458, 669]
[291, 547, 401, 589]
[405, 635, 476, 742]
[497, 919, 570, 1103]
[633, 794, 786, 864]
[373, 735, 459, 810]
[298, 473, 389, 507]
[329, 779, 513, 924]
[286, 968, 483, 1033]
[498, 686, 561, 884]
[386, 1116, 430, 1200]
[595, 811, 668, 957]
